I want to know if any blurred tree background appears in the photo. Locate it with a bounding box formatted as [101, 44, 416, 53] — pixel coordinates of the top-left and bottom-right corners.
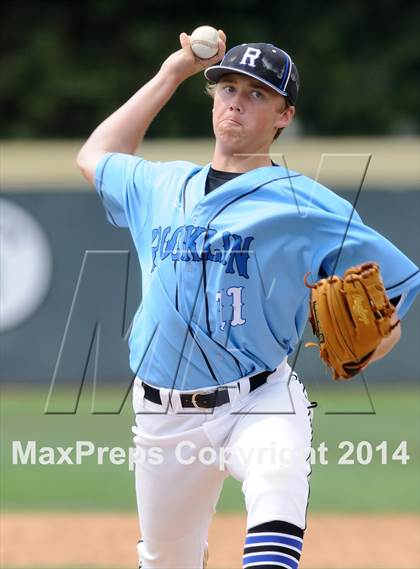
[1, 0, 419, 138]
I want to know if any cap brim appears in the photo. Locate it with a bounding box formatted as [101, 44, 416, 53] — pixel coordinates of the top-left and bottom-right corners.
[204, 65, 289, 98]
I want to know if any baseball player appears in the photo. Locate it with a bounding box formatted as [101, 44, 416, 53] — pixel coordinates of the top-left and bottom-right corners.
[77, 30, 419, 569]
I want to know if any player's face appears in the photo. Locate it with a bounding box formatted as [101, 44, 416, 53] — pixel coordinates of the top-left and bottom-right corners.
[212, 74, 294, 153]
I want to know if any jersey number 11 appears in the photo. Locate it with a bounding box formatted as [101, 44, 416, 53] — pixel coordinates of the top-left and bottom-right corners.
[215, 287, 245, 331]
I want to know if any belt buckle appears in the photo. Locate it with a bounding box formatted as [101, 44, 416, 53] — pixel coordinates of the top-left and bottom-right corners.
[191, 391, 211, 409]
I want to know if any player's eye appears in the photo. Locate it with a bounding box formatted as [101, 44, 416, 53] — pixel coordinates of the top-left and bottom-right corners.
[222, 85, 236, 94]
[251, 90, 264, 99]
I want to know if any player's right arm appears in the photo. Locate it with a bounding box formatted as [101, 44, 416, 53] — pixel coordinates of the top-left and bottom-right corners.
[77, 31, 226, 185]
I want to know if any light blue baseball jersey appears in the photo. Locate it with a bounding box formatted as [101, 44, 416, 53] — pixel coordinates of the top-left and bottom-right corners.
[96, 153, 420, 390]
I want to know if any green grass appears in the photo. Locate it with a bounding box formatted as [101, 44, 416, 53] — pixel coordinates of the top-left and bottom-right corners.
[308, 385, 420, 512]
[1, 385, 418, 513]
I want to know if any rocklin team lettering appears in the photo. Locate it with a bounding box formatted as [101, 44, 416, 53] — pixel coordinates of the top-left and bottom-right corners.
[151, 224, 254, 278]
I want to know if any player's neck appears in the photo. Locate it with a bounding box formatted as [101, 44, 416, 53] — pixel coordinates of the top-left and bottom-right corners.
[211, 145, 273, 173]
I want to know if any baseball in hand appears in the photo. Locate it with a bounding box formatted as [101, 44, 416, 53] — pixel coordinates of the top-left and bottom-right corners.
[190, 26, 219, 59]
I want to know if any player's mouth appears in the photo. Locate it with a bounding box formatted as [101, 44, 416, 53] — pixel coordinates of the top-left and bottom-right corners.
[220, 118, 243, 127]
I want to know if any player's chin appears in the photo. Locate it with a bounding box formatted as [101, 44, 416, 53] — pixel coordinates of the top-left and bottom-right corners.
[216, 124, 245, 144]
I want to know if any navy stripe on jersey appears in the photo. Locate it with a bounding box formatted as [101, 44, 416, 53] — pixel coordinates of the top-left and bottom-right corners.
[133, 323, 166, 402]
[208, 174, 302, 226]
[97, 153, 119, 226]
[181, 171, 197, 217]
[201, 227, 212, 333]
[188, 323, 220, 385]
[387, 269, 419, 291]
[174, 261, 179, 311]
[131, 160, 148, 231]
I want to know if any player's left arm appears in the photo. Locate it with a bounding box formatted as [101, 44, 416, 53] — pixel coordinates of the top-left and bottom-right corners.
[313, 210, 419, 374]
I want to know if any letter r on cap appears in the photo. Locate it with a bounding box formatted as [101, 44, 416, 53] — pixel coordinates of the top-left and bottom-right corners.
[239, 47, 261, 67]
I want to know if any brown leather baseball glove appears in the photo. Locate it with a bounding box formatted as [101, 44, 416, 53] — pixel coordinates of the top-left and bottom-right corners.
[304, 262, 399, 380]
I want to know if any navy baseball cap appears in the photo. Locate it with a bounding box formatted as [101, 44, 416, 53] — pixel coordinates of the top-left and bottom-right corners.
[204, 43, 299, 105]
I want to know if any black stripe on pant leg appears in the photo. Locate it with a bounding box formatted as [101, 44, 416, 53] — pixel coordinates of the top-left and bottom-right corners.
[247, 520, 304, 538]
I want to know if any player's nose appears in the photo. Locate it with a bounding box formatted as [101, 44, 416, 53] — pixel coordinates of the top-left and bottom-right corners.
[228, 95, 243, 112]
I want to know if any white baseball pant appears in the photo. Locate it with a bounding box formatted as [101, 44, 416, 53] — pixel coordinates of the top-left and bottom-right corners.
[132, 361, 313, 568]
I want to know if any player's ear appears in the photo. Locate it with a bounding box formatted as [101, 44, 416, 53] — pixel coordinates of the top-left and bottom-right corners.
[274, 105, 295, 129]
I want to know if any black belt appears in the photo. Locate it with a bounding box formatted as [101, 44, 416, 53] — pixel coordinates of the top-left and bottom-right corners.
[142, 369, 271, 409]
